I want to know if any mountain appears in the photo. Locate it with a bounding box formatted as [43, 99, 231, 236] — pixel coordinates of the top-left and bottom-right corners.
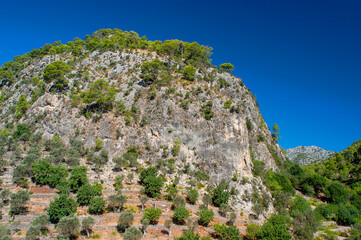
[286, 146, 335, 165]
[0, 29, 287, 239]
[305, 139, 361, 183]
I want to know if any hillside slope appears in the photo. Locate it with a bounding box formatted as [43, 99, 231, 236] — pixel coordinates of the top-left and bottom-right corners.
[0, 28, 288, 239]
[286, 146, 335, 165]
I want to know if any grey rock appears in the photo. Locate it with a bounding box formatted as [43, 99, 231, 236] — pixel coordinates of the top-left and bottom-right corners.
[286, 145, 335, 165]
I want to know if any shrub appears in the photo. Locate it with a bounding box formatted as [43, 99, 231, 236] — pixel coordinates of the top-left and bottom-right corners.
[187, 188, 199, 204]
[293, 209, 320, 240]
[213, 224, 241, 240]
[15, 94, 29, 119]
[289, 195, 311, 218]
[143, 207, 162, 225]
[69, 166, 88, 192]
[199, 208, 214, 226]
[118, 210, 134, 232]
[219, 77, 230, 88]
[82, 217, 95, 237]
[82, 79, 117, 112]
[265, 170, 295, 195]
[246, 118, 252, 131]
[212, 179, 230, 207]
[88, 196, 106, 215]
[164, 184, 178, 201]
[202, 194, 212, 208]
[172, 196, 186, 209]
[56, 216, 80, 239]
[315, 204, 334, 220]
[223, 100, 232, 109]
[26, 225, 41, 240]
[32, 160, 68, 188]
[77, 184, 100, 206]
[219, 63, 234, 73]
[12, 124, 30, 140]
[140, 59, 164, 83]
[142, 175, 164, 198]
[139, 166, 158, 184]
[123, 226, 143, 240]
[95, 137, 103, 151]
[31, 213, 49, 231]
[108, 194, 127, 212]
[172, 138, 181, 156]
[336, 204, 360, 226]
[47, 194, 78, 223]
[256, 214, 292, 240]
[173, 206, 189, 225]
[10, 190, 30, 215]
[246, 223, 261, 240]
[201, 101, 214, 120]
[183, 65, 197, 81]
[326, 182, 349, 204]
[43, 60, 71, 91]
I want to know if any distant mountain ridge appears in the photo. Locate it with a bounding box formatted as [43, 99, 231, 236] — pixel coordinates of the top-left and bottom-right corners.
[286, 146, 335, 165]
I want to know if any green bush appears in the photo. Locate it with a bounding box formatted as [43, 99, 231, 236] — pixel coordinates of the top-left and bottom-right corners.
[82, 79, 117, 113]
[201, 101, 214, 120]
[173, 206, 189, 225]
[47, 194, 78, 223]
[265, 170, 295, 195]
[212, 179, 230, 207]
[246, 118, 252, 131]
[123, 226, 143, 240]
[326, 182, 349, 204]
[12, 124, 30, 140]
[95, 137, 103, 151]
[56, 216, 80, 239]
[117, 210, 134, 232]
[32, 160, 68, 188]
[69, 166, 89, 192]
[199, 208, 214, 226]
[315, 204, 334, 220]
[289, 195, 311, 218]
[213, 224, 241, 240]
[88, 196, 106, 215]
[143, 207, 162, 225]
[139, 166, 158, 184]
[10, 190, 30, 215]
[336, 204, 360, 226]
[219, 63, 234, 73]
[256, 214, 292, 240]
[15, 94, 30, 119]
[187, 188, 199, 205]
[140, 59, 165, 83]
[183, 65, 196, 81]
[143, 175, 164, 198]
[172, 196, 186, 209]
[164, 184, 178, 201]
[223, 100, 232, 109]
[43, 60, 71, 91]
[77, 184, 100, 206]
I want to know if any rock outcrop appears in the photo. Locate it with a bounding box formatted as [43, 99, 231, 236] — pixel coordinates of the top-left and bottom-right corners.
[286, 146, 335, 165]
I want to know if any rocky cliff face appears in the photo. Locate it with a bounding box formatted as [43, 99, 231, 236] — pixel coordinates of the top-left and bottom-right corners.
[286, 146, 335, 165]
[0, 30, 285, 215]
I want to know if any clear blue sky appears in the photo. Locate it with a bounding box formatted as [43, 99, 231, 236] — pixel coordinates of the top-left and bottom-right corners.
[1, 0, 360, 152]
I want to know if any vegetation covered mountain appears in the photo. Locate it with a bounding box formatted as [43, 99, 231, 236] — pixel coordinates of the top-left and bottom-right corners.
[0, 28, 360, 239]
[286, 146, 335, 165]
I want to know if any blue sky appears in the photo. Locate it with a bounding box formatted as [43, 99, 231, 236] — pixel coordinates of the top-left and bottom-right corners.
[1, 0, 360, 151]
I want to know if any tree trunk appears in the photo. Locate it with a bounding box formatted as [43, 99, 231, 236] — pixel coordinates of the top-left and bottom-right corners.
[86, 229, 90, 237]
